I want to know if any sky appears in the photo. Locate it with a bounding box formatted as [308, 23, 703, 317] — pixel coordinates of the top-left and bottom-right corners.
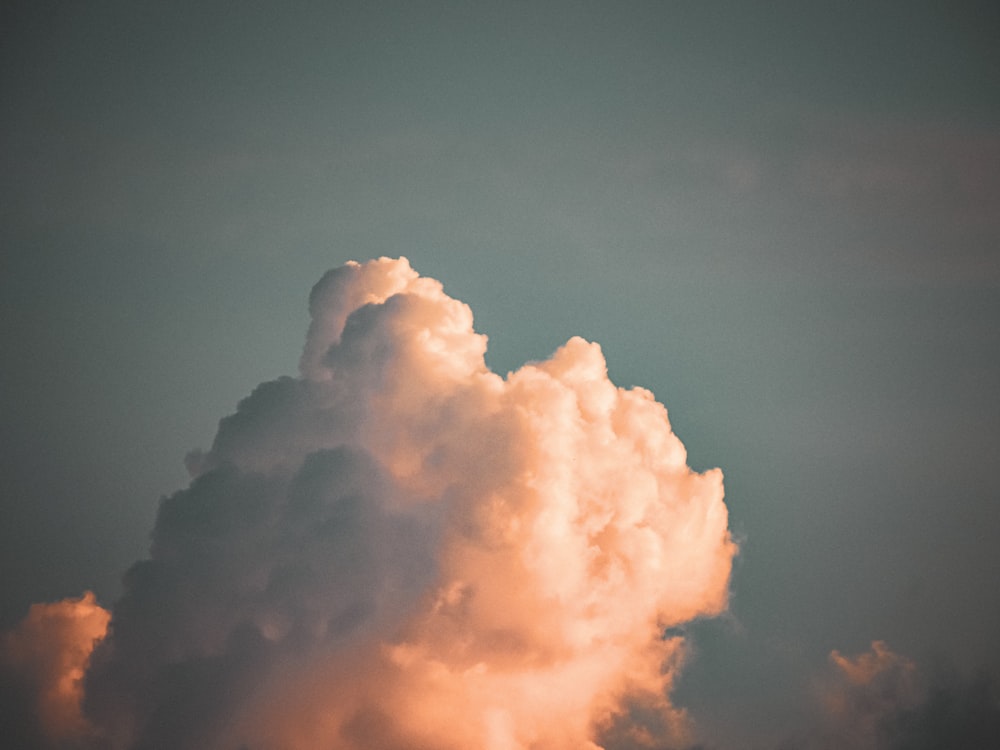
[1, 2, 999, 748]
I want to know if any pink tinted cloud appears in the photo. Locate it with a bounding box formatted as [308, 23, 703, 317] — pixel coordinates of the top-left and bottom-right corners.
[0, 592, 109, 746]
[5, 258, 736, 749]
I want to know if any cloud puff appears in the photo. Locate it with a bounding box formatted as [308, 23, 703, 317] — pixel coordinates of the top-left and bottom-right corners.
[773, 640, 1000, 750]
[0, 592, 109, 748]
[6, 257, 736, 749]
[820, 640, 922, 749]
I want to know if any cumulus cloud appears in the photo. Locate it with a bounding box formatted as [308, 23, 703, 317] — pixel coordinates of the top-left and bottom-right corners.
[773, 640, 1000, 750]
[819, 640, 922, 749]
[0, 592, 110, 748]
[4, 257, 736, 749]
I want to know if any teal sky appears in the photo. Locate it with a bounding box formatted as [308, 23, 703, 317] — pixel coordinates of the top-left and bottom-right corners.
[2, 2, 998, 747]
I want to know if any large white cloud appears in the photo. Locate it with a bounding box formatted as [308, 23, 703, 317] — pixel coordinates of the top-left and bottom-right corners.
[4, 257, 736, 749]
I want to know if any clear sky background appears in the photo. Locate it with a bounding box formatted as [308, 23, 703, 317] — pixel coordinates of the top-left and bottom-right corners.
[2, 2, 998, 748]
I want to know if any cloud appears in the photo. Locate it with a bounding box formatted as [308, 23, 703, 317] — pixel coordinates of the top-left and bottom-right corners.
[820, 641, 922, 750]
[771, 641, 1000, 750]
[0, 592, 110, 749]
[4, 257, 736, 749]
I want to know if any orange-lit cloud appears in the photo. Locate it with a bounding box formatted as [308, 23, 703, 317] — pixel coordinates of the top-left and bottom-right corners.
[0, 592, 109, 748]
[828, 640, 917, 691]
[7, 257, 736, 749]
[811, 640, 921, 750]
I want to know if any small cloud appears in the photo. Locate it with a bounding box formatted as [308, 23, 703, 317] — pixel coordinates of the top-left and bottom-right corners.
[0, 592, 109, 749]
[773, 641, 1000, 750]
[821, 641, 921, 749]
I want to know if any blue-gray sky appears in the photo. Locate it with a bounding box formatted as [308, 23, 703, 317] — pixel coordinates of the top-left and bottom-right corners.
[2, 2, 999, 748]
